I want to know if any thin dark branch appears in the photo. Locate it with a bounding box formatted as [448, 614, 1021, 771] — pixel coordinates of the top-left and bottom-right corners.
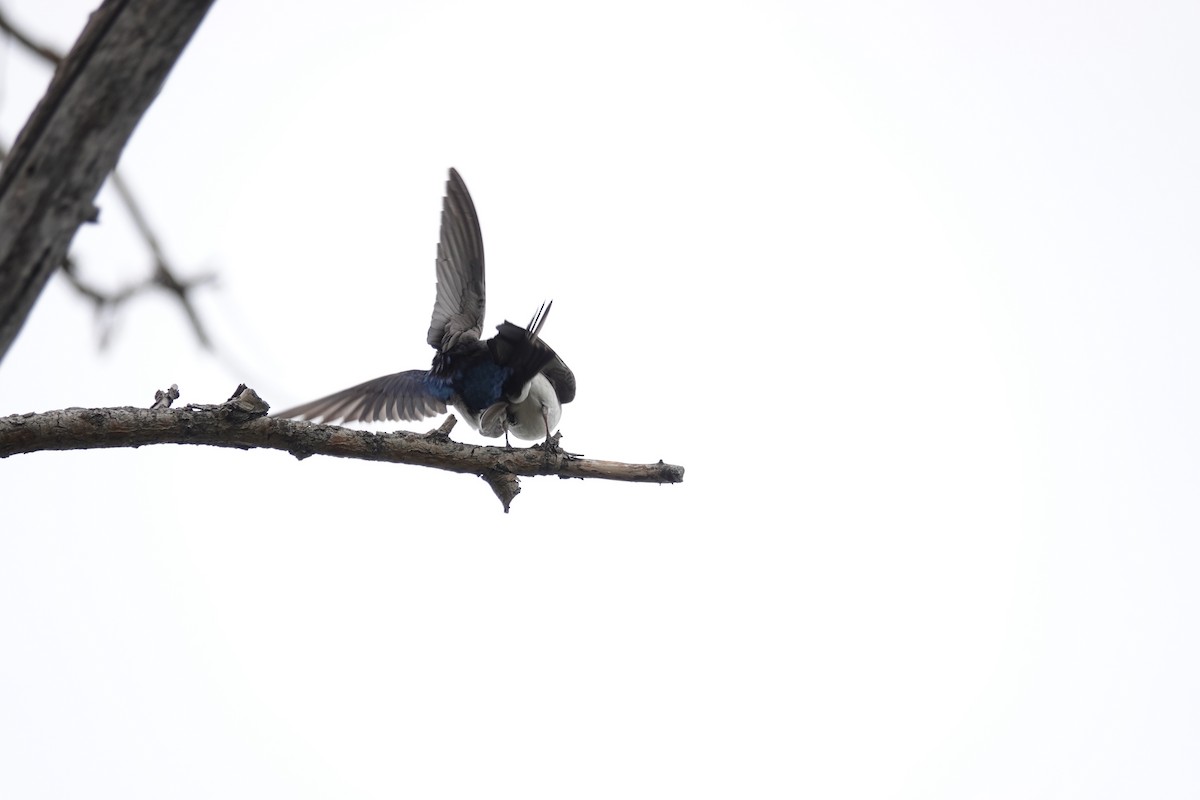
[0, 385, 686, 512]
[0, 7, 62, 64]
[108, 170, 216, 348]
[54, 249, 218, 349]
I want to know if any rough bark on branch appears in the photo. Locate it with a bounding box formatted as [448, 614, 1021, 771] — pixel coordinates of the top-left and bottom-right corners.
[0, 386, 686, 512]
[0, 0, 217, 361]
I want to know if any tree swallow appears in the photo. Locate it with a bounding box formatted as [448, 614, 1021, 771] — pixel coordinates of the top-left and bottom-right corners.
[276, 168, 575, 443]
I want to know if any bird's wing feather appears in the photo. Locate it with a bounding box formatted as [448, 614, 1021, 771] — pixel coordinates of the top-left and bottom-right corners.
[427, 168, 486, 352]
[542, 355, 576, 404]
[274, 370, 450, 425]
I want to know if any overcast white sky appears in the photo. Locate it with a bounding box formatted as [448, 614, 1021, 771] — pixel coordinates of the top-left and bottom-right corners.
[2, 0, 1199, 797]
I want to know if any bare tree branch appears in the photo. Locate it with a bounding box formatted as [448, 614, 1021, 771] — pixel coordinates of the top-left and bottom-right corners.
[0, 0, 217, 362]
[0, 7, 217, 350]
[0, 6, 61, 63]
[0, 137, 219, 351]
[108, 170, 217, 349]
[55, 249, 218, 349]
[0, 385, 686, 512]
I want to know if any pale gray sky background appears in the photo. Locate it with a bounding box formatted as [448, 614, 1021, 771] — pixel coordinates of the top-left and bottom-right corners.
[2, 1, 1199, 797]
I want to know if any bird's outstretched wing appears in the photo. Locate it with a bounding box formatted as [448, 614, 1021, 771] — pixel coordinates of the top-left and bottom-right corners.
[274, 370, 451, 425]
[427, 168, 486, 353]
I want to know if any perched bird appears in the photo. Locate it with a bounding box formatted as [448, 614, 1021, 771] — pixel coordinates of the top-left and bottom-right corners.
[275, 168, 575, 443]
